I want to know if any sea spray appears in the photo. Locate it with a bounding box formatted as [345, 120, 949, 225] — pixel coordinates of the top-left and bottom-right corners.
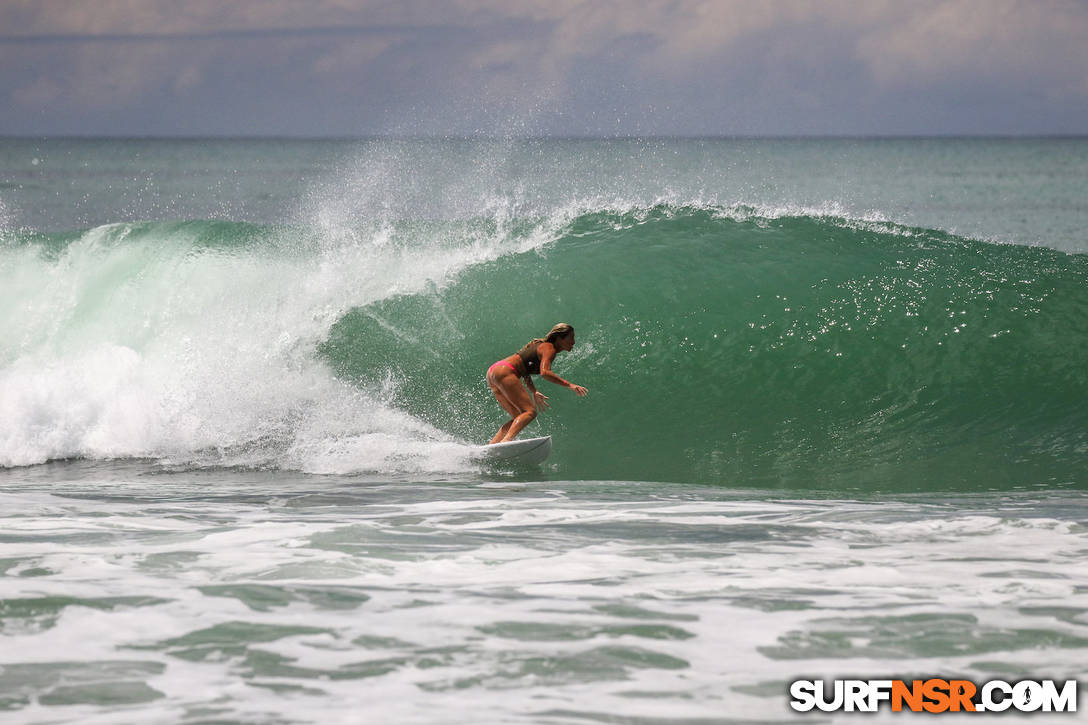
[2, 137, 1086, 489]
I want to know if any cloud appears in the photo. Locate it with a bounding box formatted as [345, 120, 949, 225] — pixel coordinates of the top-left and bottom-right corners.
[0, 0, 1085, 135]
[856, 0, 1088, 94]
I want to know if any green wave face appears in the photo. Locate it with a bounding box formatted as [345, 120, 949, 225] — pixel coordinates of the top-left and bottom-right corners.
[321, 206, 1088, 489]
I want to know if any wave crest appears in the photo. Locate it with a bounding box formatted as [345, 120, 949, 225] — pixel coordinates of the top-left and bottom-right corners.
[2, 206, 1085, 488]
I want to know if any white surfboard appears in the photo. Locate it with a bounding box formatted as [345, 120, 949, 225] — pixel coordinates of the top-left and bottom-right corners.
[473, 435, 552, 465]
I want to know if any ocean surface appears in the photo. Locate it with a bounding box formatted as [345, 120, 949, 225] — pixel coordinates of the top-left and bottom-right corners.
[1, 137, 1086, 722]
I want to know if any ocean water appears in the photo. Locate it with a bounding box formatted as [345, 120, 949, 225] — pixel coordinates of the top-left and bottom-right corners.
[1, 137, 1086, 722]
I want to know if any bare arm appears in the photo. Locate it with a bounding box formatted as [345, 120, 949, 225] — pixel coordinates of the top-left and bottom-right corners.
[538, 342, 588, 396]
[523, 370, 550, 411]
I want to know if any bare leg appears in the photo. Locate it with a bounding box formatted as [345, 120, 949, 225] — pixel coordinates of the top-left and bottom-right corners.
[487, 367, 536, 443]
[490, 419, 515, 445]
[502, 409, 537, 442]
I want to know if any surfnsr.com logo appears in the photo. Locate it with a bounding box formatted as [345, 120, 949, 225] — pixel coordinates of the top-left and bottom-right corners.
[789, 679, 1078, 713]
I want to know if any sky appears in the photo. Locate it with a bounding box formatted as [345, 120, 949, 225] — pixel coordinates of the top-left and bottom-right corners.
[1, 0, 1086, 137]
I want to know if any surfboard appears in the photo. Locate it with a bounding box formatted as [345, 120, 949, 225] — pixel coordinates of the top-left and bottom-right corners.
[473, 435, 552, 465]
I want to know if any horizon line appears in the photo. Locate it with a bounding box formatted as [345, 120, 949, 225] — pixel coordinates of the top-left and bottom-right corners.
[3, 132, 1087, 142]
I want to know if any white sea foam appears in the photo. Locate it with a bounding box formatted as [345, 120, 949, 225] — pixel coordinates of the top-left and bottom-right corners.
[0, 215, 558, 472]
[1, 482, 1085, 723]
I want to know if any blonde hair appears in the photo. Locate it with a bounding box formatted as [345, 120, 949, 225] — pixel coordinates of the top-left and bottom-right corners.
[545, 322, 574, 343]
[530, 323, 574, 347]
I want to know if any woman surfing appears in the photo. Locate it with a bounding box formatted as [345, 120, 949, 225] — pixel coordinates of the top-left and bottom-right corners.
[486, 323, 588, 444]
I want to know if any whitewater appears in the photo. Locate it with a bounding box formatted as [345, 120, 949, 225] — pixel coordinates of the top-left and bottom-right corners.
[1, 137, 1086, 723]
